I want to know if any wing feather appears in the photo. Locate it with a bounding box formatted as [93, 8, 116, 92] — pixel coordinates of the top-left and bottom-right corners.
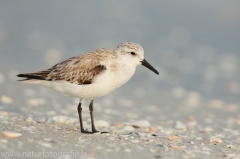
[17, 48, 116, 85]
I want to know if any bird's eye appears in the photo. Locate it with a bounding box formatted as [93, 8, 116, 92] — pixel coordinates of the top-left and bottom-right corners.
[130, 52, 136, 55]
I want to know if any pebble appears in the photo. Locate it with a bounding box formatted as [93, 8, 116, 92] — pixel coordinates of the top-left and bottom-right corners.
[42, 138, 51, 142]
[0, 96, 13, 104]
[51, 115, 77, 124]
[226, 144, 235, 149]
[133, 120, 151, 128]
[132, 125, 141, 128]
[149, 126, 158, 133]
[22, 127, 34, 133]
[201, 151, 210, 155]
[119, 134, 130, 139]
[165, 130, 174, 135]
[101, 132, 110, 136]
[36, 117, 47, 123]
[150, 149, 156, 153]
[25, 117, 35, 123]
[224, 154, 237, 158]
[129, 132, 139, 136]
[202, 147, 212, 151]
[2, 131, 22, 138]
[95, 120, 110, 128]
[168, 135, 181, 141]
[145, 134, 154, 140]
[170, 144, 179, 149]
[123, 126, 135, 131]
[78, 137, 86, 143]
[138, 133, 147, 136]
[39, 142, 52, 148]
[113, 123, 124, 127]
[175, 121, 186, 130]
[210, 136, 223, 145]
[204, 127, 214, 132]
[130, 140, 139, 143]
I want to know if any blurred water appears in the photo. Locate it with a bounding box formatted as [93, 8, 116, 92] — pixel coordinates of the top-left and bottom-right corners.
[0, 1, 239, 110]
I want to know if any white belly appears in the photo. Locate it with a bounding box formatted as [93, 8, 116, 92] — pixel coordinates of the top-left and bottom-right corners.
[24, 65, 136, 99]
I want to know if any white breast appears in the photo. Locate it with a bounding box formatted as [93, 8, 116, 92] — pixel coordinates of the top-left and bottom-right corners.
[84, 62, 136, 98]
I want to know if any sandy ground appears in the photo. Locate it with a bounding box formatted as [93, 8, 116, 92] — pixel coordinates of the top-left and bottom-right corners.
[0, 76, 240, 159]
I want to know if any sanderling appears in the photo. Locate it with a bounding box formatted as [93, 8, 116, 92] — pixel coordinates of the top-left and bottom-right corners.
[17, 41, 159, 134]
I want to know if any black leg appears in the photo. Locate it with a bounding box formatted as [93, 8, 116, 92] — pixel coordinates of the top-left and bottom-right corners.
[89, 99, 108, 134]
[77, 101, 92, 134]
[89, 99, 99, 133]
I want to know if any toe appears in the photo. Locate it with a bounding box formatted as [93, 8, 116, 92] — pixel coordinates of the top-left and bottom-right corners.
[81, 129, 93, 134]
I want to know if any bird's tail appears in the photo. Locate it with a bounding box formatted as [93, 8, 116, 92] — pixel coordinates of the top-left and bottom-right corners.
[17, 72, 48, 81]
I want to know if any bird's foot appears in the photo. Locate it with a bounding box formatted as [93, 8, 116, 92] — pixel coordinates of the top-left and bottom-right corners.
[80, 129, 109, 134]
[92, 129, 109, 134]
[81, 129, 93, 134]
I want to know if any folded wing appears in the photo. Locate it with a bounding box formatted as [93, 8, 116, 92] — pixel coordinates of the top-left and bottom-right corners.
[17, 48, 115, 85]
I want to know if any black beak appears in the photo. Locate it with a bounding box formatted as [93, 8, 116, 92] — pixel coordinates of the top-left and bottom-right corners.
[141, 59, 159, 75]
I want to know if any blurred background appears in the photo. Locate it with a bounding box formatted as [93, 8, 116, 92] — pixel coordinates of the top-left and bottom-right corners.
[0, 1, 239, 121]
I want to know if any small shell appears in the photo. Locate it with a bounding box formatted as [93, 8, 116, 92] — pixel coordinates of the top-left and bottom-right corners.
[149, 126, 158, 133]
[2, 131, 22, 138]
[170, 144, 179, 149]
[210, 136, 223, 145]
[168, 135, 181, 141]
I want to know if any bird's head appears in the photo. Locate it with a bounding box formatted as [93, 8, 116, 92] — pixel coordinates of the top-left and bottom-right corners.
[115, 42, 159, 75]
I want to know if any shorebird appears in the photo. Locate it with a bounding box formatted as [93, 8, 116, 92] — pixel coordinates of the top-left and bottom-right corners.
[17, 42, 159, 134]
